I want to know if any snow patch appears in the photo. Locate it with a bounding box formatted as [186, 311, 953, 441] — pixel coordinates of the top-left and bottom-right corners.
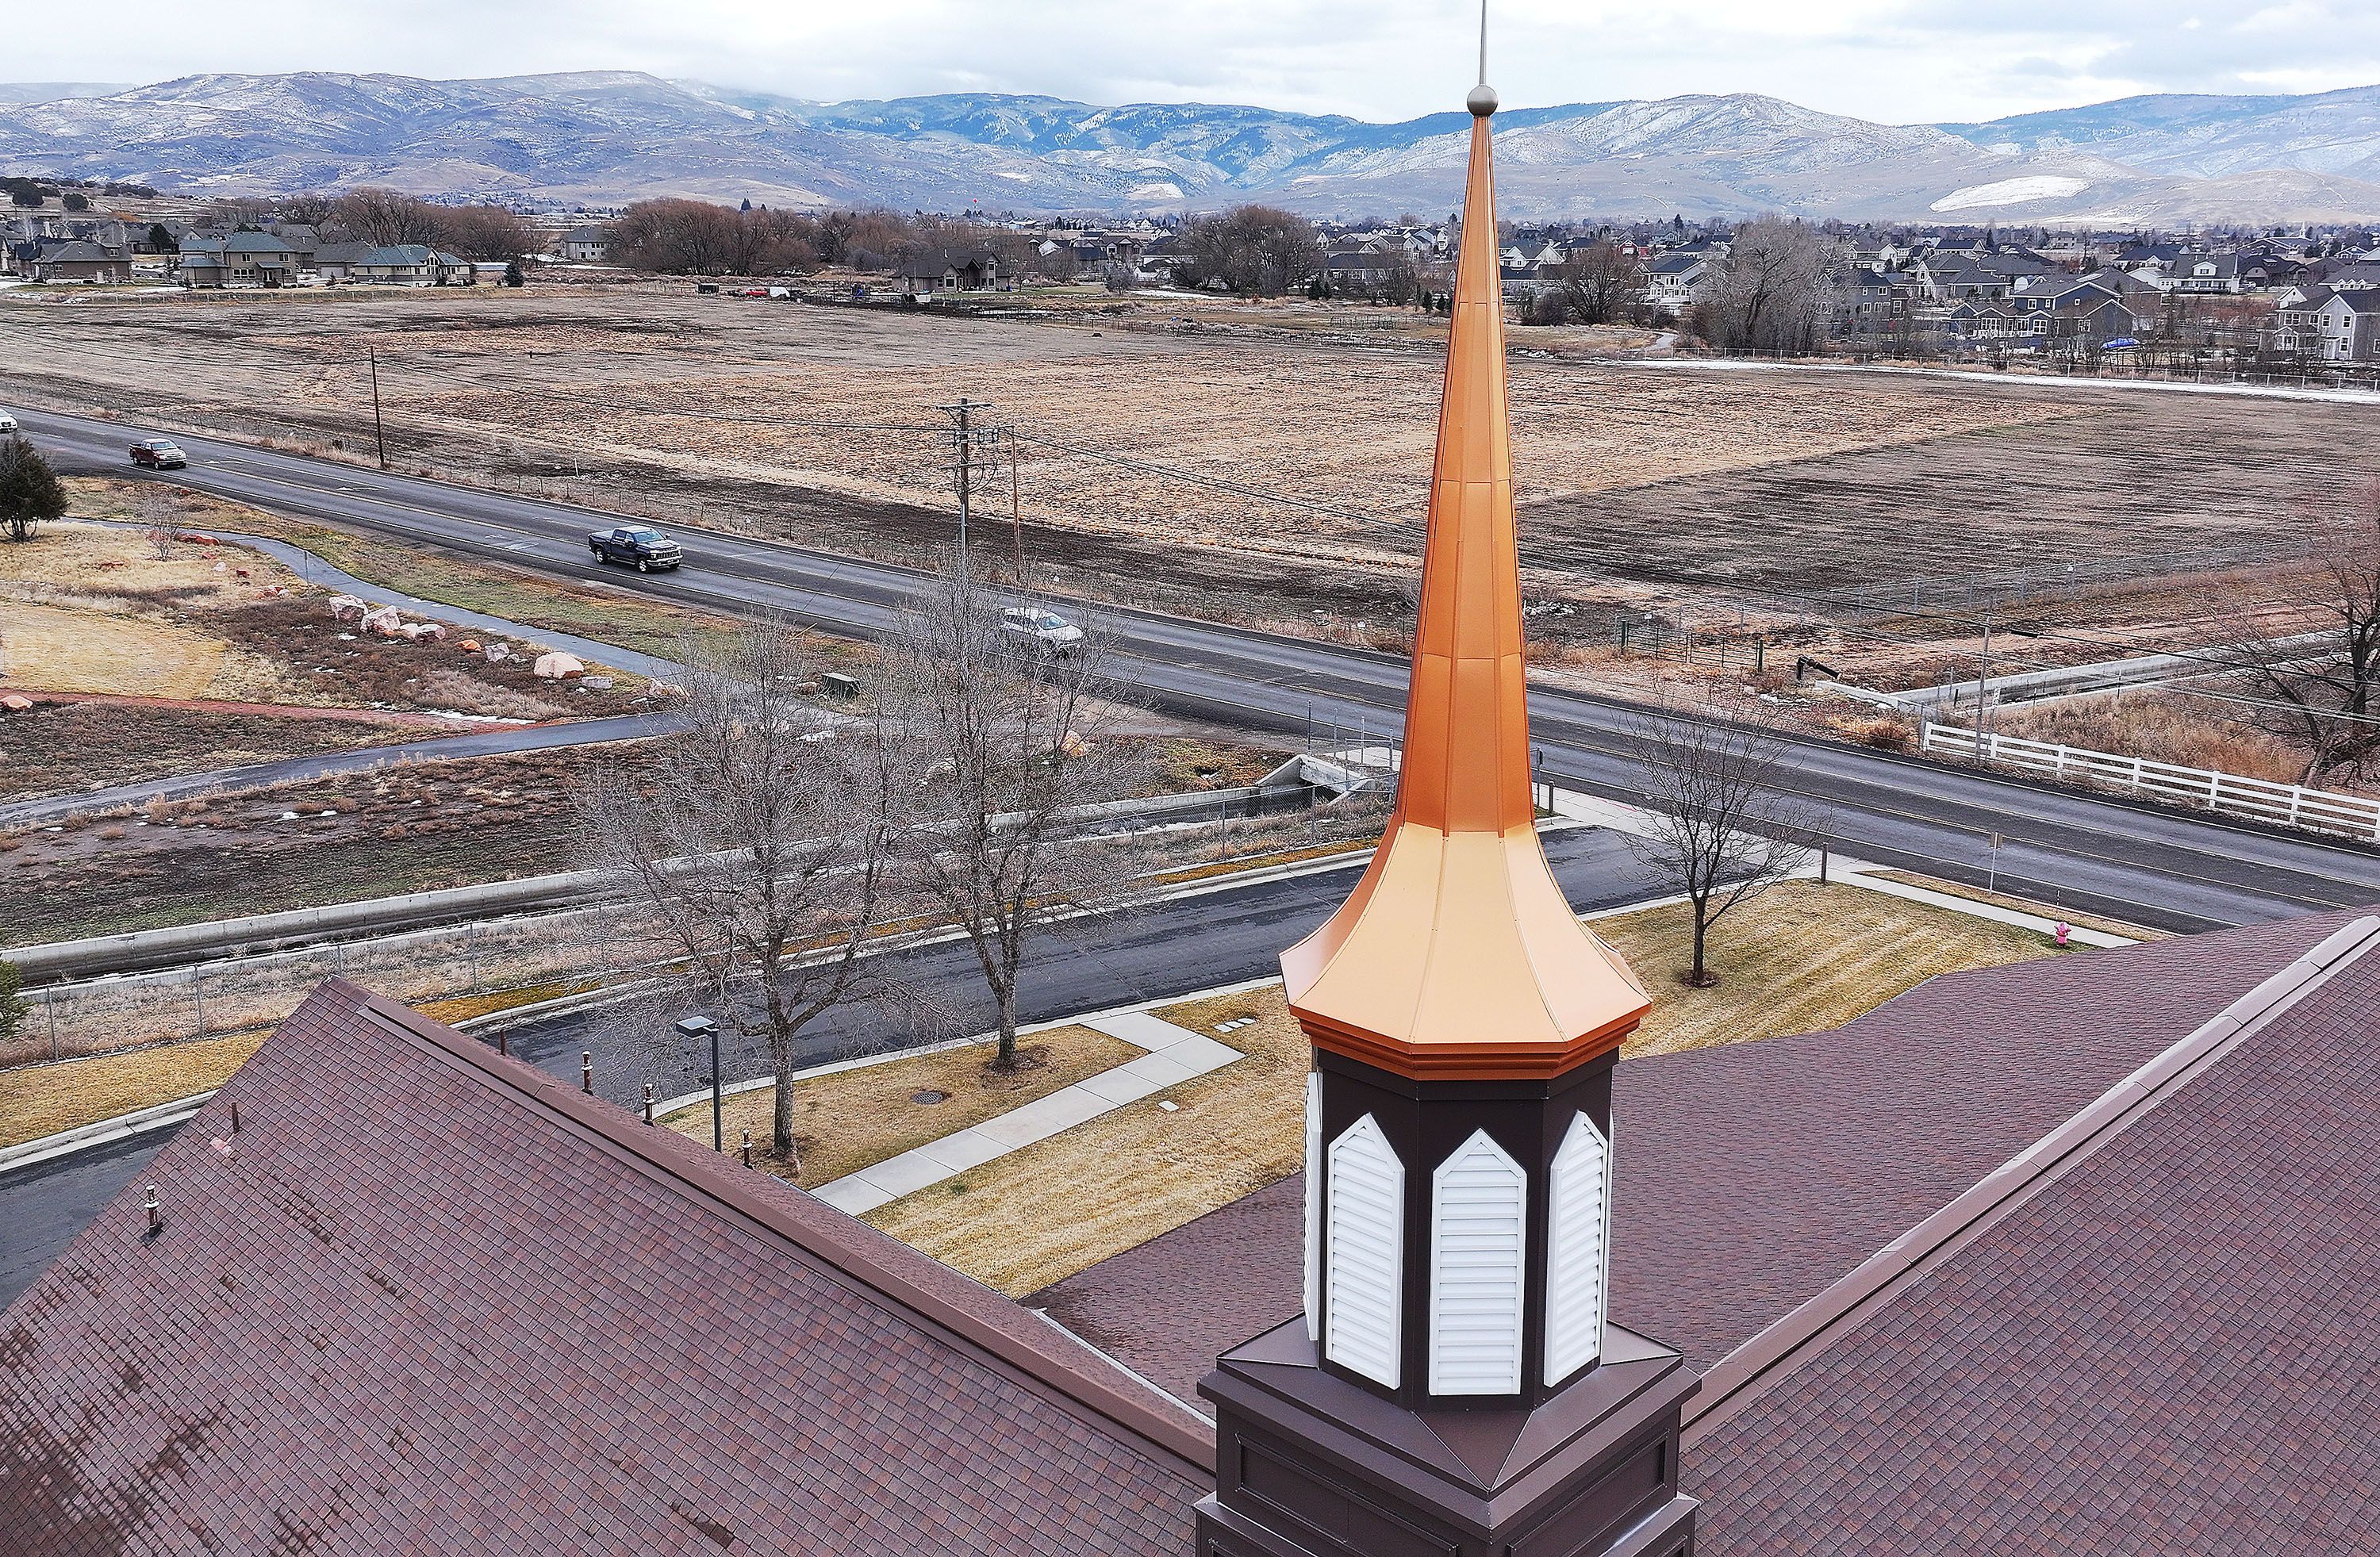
[1930, 175, 2090, 211]
[1127, 181, 1184, 201]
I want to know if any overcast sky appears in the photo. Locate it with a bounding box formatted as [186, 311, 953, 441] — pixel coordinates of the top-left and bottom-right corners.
[9, 0, 2380, 125]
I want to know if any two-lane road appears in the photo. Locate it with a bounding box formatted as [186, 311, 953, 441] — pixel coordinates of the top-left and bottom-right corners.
[21, 404, 2380, 932]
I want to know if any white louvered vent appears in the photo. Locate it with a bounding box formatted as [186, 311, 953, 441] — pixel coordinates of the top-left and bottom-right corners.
[1544, 1111, 1610, 1386]
[1428, 1129, 1528, 1396]
[1303, 1072, 1322, 1341]
[1325, 1114, 1405, 1387]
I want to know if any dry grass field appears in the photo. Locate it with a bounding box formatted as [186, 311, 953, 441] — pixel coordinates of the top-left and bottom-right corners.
[9, 281, 2369, 756]
[13, 282, 2344, 630]
[869, 880, 2061, 1295]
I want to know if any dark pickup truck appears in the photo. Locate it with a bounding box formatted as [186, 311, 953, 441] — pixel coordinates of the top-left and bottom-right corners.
[588, 524, 684, 572]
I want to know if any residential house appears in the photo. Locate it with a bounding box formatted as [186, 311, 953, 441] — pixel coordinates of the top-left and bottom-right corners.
[1643, 250, 1711, 309]
[178, 231, 298, 289]
[310, 240, 376, 281]
[351, 244, 470, 286]
[2318, 260, 2380, 292]
[2011, 267, 2160, 335]
[2271, 285, 2380, 362]
[892, 248, 1004, 297]
[2170, 250, 2244, 294]
[1910, 254, 2012, 304]
[267, 223, 321, 270]
[558, 224, 611, 263]
[26, 239, 131, 284]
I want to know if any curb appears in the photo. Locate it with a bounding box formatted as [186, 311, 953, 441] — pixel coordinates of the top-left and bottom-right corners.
[0, 1091, 218, 1174]
[0, 988, 605, 1175]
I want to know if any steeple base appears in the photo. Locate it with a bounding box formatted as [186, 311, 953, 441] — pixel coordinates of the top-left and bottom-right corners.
[1196, 1319, 1699, 1557]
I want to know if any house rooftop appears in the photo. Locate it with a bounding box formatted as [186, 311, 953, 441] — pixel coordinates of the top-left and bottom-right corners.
[1035, 909, 2366, 1401]
[1688, 914, 2380, 1553]
[0, 980, 1208, 1554]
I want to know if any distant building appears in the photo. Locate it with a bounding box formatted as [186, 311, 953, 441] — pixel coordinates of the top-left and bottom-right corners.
[1643, 250, 1711, 308]
[25, 238, 131, 284]
[892, 248, 1005, 297]
[2271, 286, 2380, 362]
[558, 224, 611, 263]
[178, 231, 296, 290]
[350, 244, 471, 286]
[310, 240, 375, 281]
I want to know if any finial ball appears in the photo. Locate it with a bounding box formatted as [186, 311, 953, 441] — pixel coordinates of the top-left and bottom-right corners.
[1468, 83, 1499, 117]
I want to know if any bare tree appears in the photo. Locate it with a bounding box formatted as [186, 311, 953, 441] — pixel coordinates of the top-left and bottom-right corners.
[2221, 477, 2380, 784]
[332, 187, 445, 247]
[609, 198, 749, 274]
[276, 193, 335, 227]
[432, 205, 540, 262]
[1625, 700, 1819, 987]
[1549, 240, 1645, 325]
[1700, 217, 1841, 354]
[574, 619, 909, 1170]
[1178, 205, 1324, 297]
[1099, 259, 1136, 293]
[136, 486, 179, 559]
[871, 558, 1146, 1068]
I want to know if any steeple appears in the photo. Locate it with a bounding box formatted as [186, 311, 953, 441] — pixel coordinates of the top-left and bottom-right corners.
[1278, 20, 1649, 1083]
[1195, 30, 1699, 1557]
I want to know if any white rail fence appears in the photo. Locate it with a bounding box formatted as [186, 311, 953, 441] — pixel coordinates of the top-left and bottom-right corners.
[1922, 722, 2380, 842]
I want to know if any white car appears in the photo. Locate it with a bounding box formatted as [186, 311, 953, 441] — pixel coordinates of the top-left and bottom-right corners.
[1000, 607, 1084, 657]
[0, 411, 17, 434]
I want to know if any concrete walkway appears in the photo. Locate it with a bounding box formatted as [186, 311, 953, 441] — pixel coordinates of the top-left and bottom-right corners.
[1833, 866, 2137, 947]
[812, 1008, 1246, 1216]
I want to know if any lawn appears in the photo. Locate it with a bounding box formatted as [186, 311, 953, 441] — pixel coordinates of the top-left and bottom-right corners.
[0, 979, 612, 1144]
[1597, 878, 2063, 1058]
[659, 1023, 1139, 1187]
[0, 1027, 267, 1147]
[866, 880, 2065, 1296]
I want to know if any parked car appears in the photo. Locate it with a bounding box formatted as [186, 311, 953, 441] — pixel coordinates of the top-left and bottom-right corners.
[130, 439, 186, 470]
[0, 410, 17, 433]
[588, 524, 683, 572]
[1000, 607, 1084, 657]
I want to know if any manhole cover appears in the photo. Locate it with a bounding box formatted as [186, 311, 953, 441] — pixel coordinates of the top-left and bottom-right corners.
[912, 1089, 950, 1105]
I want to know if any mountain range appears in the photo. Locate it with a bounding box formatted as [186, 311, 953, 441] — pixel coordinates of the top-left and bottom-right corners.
[3, 71, 2378, 223]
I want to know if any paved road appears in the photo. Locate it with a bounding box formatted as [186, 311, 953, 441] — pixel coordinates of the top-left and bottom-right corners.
[23, 405, 2380, 934]
[0, 1131, 171, 1308]
[0, 825, 1672, 1309]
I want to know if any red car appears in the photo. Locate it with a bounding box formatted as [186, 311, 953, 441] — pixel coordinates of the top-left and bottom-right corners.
[130, 439, 187, 470]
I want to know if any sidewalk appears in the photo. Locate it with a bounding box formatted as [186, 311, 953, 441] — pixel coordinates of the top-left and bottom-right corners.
[812, 1008, 1246, 1216]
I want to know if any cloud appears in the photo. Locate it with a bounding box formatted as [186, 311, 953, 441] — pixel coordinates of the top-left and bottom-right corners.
[1, 0, 2375, 125]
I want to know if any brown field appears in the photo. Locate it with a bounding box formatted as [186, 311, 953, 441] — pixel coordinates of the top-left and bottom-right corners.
[6, 281, 2369, 719]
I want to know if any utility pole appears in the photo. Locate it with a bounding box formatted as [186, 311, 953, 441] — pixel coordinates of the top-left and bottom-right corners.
[940, 397, 1014, 593]
[367, 343, 388, 470]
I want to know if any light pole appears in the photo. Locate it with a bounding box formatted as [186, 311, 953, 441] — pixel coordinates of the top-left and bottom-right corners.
[676, 1014, 720, 1152]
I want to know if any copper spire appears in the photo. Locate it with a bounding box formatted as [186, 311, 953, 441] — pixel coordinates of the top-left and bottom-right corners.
[1280, 73, 1649, 1081]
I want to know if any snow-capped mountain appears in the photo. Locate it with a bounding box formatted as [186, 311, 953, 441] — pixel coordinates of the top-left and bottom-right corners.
[1942, 86, 2380, 183]
[2, 71, 2377, 221]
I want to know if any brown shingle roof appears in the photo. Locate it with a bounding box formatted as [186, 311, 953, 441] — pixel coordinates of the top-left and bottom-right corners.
[1, 980, 1208, 1555]
[1035, 911, 2363, 1402]
[1685, 919, 2380, 1554]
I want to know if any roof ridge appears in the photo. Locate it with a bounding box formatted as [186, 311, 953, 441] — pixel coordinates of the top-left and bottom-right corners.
[1679, 913, 2380, 1445]
[342, 984, 1215, 1478]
